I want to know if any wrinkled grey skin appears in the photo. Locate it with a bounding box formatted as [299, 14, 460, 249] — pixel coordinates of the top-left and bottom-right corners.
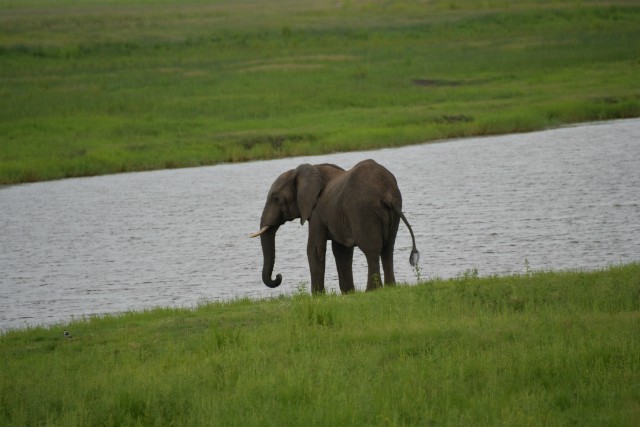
[254, 159, 419, 294]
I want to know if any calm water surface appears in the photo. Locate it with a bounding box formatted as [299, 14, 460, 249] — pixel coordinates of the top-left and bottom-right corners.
[1, 119, 639, 330]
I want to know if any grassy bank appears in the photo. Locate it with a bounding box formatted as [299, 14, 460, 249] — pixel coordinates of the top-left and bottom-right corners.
[1, 0, 639, 184]
[1, 264, 639, 425]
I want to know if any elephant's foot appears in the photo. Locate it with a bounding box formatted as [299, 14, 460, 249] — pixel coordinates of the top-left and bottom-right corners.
[366, 274, 382, 291]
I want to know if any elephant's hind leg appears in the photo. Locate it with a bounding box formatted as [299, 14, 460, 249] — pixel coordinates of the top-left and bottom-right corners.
[332, 241, 354, 293]
[381, 243, 396, 285]
[381, 211, 400, 285]
[363, 250, 382, 291]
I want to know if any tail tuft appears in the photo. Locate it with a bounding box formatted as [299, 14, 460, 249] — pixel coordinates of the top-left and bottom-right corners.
[398, 210, 420, 268]
[409, 249, 420, 267]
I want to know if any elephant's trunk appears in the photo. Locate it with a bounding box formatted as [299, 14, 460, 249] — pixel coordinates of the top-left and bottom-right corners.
[260, 226, 282, 288]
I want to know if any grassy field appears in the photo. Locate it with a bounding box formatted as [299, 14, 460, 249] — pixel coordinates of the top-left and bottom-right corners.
[1, 0, 639, 184]
[1, 264, 639, 426]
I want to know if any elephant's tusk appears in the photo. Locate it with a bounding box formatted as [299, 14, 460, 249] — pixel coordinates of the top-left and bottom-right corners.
[249, 226, 269, 238]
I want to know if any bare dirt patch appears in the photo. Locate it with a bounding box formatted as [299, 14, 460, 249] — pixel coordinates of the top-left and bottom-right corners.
[240, 63, 323, 73]
[411, 78, 462, 87]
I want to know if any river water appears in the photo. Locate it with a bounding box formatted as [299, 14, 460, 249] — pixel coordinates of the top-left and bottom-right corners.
[1, 119, 639, 330]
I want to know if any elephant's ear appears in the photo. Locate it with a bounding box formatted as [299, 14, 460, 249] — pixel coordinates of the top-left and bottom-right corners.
[295, 164, 324, 225]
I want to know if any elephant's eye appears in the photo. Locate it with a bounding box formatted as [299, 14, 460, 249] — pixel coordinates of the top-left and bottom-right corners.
[272, 195, 280, 203]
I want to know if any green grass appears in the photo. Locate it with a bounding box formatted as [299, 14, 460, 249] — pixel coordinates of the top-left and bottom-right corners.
[1, 0, 639, 184]
[1, 264, 639, 426]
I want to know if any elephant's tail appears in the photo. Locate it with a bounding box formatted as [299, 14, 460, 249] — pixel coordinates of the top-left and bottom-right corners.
[398, 211, 420, 267]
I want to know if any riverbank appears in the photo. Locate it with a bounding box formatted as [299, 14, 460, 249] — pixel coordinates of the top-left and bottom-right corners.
[1, 264, 639, 425]
[1, 0, 639, 184]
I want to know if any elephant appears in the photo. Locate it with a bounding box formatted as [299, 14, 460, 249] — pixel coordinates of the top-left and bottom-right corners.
[250, 159, 419, 293]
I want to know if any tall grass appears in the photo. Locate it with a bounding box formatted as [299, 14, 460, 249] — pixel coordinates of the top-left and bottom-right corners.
[1, 0, 639, 184]
[1, 264, 639, 425]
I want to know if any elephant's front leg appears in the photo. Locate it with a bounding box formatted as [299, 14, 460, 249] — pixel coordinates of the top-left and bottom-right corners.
[332, 241, 354, 293]
[307, 222, 328, 294]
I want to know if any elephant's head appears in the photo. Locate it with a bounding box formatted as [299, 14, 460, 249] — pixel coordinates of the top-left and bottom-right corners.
[250, 164, 324, 288]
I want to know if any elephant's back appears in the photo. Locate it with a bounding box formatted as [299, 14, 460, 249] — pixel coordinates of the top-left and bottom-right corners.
[346, 159, 402, 207]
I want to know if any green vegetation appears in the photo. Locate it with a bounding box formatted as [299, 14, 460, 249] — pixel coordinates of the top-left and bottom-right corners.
[1, 264, 639, 425]
[1, 0, 639, 184]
